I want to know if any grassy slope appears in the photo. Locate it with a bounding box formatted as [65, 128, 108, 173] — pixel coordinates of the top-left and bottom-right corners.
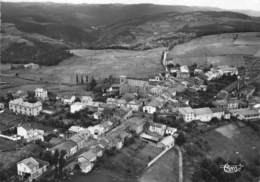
[1, 23, 72, 65]
[167, 32, 260, 66]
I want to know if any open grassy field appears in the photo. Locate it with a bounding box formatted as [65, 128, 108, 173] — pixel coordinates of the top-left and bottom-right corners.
[0, 111, 22, 131]
[139, 148, 178, 182]
[42, 48, 164, 82]
[167, 32, 260, 66]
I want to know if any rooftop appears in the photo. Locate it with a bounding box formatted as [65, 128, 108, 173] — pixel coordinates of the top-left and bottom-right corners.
[193, 107, 213, 115]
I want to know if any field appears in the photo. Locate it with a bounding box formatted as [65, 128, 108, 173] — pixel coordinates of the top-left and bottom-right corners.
[184, 122, 260, 182]
[167, 32, 260, 66]
[207, 123, 260, 162]
[0, 111, 22, 131]
[43, 48, 164, 82]
[139, 149, 179, 182]
[65, 139, 162, 182]
[1, 48, 164, 95]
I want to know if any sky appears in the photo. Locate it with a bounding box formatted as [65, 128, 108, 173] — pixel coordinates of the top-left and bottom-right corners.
[3, 0, 260, 11]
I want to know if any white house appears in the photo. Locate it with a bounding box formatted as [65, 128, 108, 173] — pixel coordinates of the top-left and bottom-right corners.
[158, 135, 175, 149]
[17, 124, 44, 142]
[62, 96, 76, 105]
[143, 105, 157, 114]
[9, 98, 42, 116]
[79, 160, 94, 173]
[70, 102, 86, 113]
[193, 107, 213, 122]
[165, 127, 177, 135]
[211, 108, 225, 120]
[17, 157, 49, 182]
[178, 107, 195, 122]
[68, 126, 86, 133]
[35, 88, 48, 100]
[149, 122, 166, 136]
[180, 65, 189, 73]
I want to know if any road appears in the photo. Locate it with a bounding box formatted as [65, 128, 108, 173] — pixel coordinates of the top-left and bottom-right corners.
[176, 146, 183, 182]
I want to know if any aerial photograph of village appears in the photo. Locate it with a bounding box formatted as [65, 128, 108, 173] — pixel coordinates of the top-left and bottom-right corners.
[0, 0, 260, 182]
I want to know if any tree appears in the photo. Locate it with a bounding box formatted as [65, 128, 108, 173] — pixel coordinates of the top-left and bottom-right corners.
[90, 77, 97, 90]
[175, 132, 186, 146]
[153, 112, 158, 122]
[27, 90, 37, 103]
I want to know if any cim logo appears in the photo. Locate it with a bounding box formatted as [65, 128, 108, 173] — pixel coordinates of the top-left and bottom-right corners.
[220, 163, 244, 173]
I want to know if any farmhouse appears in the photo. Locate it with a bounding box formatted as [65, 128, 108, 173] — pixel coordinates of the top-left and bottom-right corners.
[17, 157, 48, 182]
[9, 98, 42, 116]
[157, 135, 175, 149]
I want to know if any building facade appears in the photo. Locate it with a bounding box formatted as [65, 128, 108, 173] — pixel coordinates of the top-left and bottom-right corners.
[35, 88, 48, 100]
[9, 98, 42, 116]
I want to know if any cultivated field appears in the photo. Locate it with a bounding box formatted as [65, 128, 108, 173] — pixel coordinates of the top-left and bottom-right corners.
[168, 32, 260, 66]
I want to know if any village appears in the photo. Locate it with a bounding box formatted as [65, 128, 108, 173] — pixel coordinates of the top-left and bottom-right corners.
[0, 59, 260, 182]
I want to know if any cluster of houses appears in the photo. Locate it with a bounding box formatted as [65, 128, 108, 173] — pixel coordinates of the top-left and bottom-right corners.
[1, 62, 259, 181]
[203, 65, 238, 81]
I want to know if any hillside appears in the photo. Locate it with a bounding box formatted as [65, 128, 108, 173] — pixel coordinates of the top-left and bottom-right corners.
[1, 23, 72, 65]
[167, 32, 260, 65]
[2, 2, 260, 50]
[95, 11, 260, 49]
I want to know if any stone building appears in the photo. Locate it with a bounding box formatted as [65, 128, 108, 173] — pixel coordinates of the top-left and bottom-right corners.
[119, 75, 150, 96]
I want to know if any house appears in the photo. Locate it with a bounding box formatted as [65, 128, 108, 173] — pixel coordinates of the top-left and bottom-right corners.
[157, 135, 175, 149]
[149, 122, 166, 136]
[176, 71, 190, 79]
[178, 107, 195, 122]
[106, 98, 127, 108]
[50, 140, 77, 159]
[78, 150, 97, 163]
[165, 127, 177, 135]
[180, 65, 189, 73]
[227, 98, 240, 110]
[143, 105, 157, 114]
[143, 97, 164, 114]
[193, 107, 213, 122]
[17, 157, 48, 182]
[81, 96, 93, 104]
[69, 132, 90, 150]
[240, 86, 255, 100]
[237, 109, 260, 120]
[126, 100, 142, 111]
[35, 88, 48, 100]
[62, 95, 76, 105]
[140, 133, 161, 143]
[218, 66, 238, 76]
[230, 108, 260, 120]
[70, 102, 86, 113]
[149, 85, 166, 96]
[79, 160, 94, 173]
[0, 102, 5, 109]
[93, 111, 102, 120]
[9, 98, 42, 116]
[211, 108, 225, 120]
[17, 123, 45, 142]
[24, 63, 39, 70]
[127, 117, 146, 135]
[68, 126, 86, 133]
